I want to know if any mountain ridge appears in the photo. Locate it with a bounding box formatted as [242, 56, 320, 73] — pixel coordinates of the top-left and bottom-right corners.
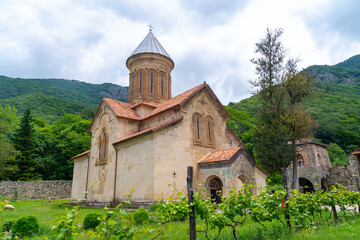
[0, 76, 128, 122]
[226, 54, 360, 154]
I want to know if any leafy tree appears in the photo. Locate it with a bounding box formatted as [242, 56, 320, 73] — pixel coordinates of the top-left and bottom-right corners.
[11, 107, 37, 180]
[35, 114, 91, 179]
[251, 28, 314, 187]
[0, 105, 19, 180]
[250, 28, 314, 228]
[328, 143, 349, 166]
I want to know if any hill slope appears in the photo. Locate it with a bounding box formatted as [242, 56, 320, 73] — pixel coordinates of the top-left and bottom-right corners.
[0, 76, 128, 121]
[227, 54, 360, 154]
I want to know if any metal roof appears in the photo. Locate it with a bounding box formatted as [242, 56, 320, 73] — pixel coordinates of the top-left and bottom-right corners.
[129, 31, 172, 59]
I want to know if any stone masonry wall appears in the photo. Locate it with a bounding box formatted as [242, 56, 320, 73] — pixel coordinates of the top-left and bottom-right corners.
[0, 181, 72, 200]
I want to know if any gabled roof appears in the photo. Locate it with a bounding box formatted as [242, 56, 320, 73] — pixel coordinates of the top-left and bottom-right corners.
[143, 83, 231, 120]
[198, 147, 242, 164]
[103, 98, 141, 120]
[71, 150, 90, 160]
[89, 98, 141, 131]
[131, 102, 157, 110]
[128, 31, 172, 59]
[113, 116, 183, 146]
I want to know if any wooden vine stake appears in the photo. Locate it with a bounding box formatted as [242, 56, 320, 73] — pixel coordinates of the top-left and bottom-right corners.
[187, 166, 196, 240]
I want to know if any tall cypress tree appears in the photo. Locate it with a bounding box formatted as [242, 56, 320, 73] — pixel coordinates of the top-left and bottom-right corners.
[12, 107, 36, 180]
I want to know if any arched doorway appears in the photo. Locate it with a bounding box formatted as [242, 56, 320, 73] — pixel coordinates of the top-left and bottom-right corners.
[321, 177, 328, 191]
[207, 176, 223, 203]
[299, 177, 315, 193]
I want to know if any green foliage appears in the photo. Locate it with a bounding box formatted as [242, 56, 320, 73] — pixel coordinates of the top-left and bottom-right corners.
[94, 207, 136, 240]
[0, 105, 19, 180]
[133, 208, 149, 225]
[250, 28, 314, 179]
[328, 143, 349, 166]
[227, 54, 360, 157]
[51, 206, 79, 240]
[0, 76, 128, 122]
[2, 220, 14, 232]
[83, 213, 102, 230]
[35, 114, 92, 180]
[11, 215, 40, 238]
[11, 107, 37, 180]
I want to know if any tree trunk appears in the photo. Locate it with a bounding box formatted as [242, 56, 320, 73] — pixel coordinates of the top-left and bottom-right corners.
[187, 166, 196, 240]
[292, 141, 299, 191]
[281, 168, 292, 230]
[331, 205, 338, 224]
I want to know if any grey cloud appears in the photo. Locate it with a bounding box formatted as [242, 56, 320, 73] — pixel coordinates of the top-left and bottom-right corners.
[300, 1, 360, 41]
[172, 50, 249, 104]
[179, 0, 250, 25]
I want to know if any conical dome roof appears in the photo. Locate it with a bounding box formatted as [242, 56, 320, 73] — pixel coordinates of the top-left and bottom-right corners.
[129, 31, 172, 59]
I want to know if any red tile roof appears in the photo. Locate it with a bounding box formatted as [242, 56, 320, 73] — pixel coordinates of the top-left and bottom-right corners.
[131, 102, 158, 109]
[198, 147, 242, 164]
[71, 150, 90, 160]
[113, 116, 184, 145]
[143, 83, 206, 119]
[351, 148, 360, 155]
[103, 98, 141, 120]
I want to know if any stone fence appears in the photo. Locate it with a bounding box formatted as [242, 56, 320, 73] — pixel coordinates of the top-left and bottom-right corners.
[0, 181, 72, 200]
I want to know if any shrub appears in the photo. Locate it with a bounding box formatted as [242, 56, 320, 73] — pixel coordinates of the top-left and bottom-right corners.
[11, 215, 39, 238]
[83, 213, 102, 230]
[2, 220, 14, 232]
[133, 208, 149, 225]
[149, 204, 160, 212]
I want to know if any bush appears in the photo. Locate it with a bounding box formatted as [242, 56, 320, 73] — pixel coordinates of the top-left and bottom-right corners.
[11, 215, 39, 238]
[83, 213, 102, 230]
[2, 220, 14, 232]
[149, 204, 160, 212]
[133, 208, 149, 225]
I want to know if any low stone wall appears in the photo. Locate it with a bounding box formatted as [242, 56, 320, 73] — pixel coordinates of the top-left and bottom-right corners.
[0, 181, 72, 200]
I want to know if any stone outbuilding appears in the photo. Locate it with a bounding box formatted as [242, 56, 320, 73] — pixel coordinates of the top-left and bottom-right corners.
[329, 147, 360, 191]
[287, 140, 331, 192]
[70, 30, 267, 206]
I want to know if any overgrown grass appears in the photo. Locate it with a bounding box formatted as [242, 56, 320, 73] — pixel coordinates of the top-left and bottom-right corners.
[2, 199, 360, 239]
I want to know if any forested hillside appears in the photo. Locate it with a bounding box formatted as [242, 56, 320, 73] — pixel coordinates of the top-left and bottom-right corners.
[227, 54, 360, 155]
[0, 76, 128, 121]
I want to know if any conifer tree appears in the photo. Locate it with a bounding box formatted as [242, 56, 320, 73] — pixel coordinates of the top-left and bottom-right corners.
[251, 28, 314, 228]
[12, 107, 37, 180]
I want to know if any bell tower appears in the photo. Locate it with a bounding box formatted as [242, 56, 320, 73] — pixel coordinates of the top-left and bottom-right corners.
[126, 29, 174, 106]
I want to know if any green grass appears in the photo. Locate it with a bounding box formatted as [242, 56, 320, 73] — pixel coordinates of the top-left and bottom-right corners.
[2, 199, 360, 239]
[0, 199, 107, 228]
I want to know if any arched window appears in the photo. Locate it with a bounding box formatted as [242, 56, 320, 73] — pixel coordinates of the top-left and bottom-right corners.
[168, 78, 171, 98]
[297, 154, 304, 167]
[98, 128, 109, 164]
[139, 72, 142, 94]
[206, 117, 215, 146]
[131, 76, 134, 97]
[193, 113, 202, 144]
[150, 72, 154, 94]
[161, 74, 164, 96]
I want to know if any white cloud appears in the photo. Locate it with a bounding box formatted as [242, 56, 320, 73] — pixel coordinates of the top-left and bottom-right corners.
[0, 0, 359, 104]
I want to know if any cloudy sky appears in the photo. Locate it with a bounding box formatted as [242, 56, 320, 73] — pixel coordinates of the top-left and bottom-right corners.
[1, 0, 360, 104]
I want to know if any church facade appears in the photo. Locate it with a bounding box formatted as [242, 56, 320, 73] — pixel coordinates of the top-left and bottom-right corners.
[70, 31, 267, 205]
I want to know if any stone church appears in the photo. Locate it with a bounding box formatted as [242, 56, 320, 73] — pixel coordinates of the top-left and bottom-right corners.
[70, 30, 267, 205]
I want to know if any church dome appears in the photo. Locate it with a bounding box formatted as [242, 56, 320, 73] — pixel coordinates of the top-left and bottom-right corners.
[128, 31, 172, 60]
